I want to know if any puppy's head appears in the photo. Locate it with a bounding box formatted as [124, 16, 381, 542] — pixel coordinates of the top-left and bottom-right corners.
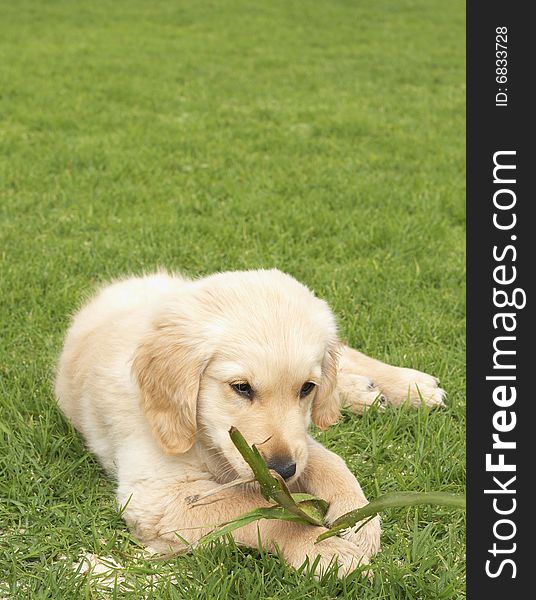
[133, 269, 341, 482]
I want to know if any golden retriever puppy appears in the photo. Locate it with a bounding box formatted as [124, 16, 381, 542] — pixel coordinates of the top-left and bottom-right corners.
[55, 270, 444, 577]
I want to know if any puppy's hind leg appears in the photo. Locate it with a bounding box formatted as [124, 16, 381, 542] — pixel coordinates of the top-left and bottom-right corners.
[336, 371, 386, 414]
[337, 345, 446, 409]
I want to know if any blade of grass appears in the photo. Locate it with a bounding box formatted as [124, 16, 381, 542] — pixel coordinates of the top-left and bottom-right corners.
[316, 491, 466, 542]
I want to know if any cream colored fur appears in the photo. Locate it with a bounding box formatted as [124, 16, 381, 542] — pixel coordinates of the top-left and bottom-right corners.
[55, 269, 445, 577]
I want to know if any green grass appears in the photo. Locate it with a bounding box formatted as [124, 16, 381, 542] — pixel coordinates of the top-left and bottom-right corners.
[0, 0, 465, 597]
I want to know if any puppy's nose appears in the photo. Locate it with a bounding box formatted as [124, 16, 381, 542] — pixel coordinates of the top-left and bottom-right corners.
[266, 457, 297, 480]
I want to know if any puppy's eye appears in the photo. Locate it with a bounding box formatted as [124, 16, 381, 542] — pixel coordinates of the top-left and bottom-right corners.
[230, 382, 253, 400]
[299, 381, 316, 398]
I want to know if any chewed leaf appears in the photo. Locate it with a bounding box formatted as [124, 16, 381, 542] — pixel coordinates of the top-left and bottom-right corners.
[291, 493, 327, 506]
[228, 427, 285, 501]
[291, 493, 329, 524]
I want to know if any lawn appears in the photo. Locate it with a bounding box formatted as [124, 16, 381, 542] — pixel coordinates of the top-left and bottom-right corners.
[0, 0, 465, 597]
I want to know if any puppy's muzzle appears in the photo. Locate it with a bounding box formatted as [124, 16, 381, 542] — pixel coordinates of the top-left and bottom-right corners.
[266, 457, 297, 480]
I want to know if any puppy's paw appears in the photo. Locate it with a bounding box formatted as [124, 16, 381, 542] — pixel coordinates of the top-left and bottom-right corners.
[285, 528, 370, 579]
[337, 373, 386, 414]
[313, 535, 370, 578]
[380, 367, 446, 408]
[324, 495, 381, 558]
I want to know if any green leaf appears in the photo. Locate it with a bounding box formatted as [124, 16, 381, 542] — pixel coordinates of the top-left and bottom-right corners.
[316, 491, 466, 542]
[198, 506, 312, 546]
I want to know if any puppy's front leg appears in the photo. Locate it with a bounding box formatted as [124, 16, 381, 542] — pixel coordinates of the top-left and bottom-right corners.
[297, 438, 381, 558]
[121, 478, 368, 577]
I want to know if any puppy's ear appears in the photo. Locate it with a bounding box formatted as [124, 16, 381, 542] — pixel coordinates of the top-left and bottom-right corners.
[312, 341, 341, 430]
[132, 324, 208, 454]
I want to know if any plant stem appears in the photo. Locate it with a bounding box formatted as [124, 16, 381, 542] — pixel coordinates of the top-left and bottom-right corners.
[316, 491, 466, 542]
